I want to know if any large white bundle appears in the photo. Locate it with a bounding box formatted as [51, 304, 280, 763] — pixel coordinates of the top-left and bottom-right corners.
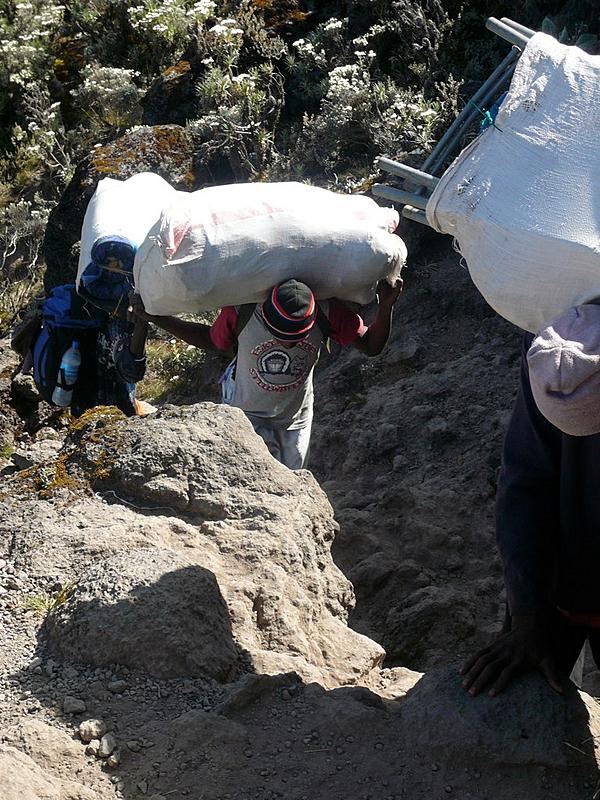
[426, 33, 600, 333]
[134, 181, 405, 314]
[77, 173, 176, 287]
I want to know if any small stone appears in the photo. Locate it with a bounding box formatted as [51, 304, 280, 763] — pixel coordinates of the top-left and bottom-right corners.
[106, 750, 121, 768]
[79, 718, 108, 743]
[444, 787, 453, 794]
[281, 689, 291, 701]
[432, 764, 440, 772]
[86, 739, 100, 756]
[108, 679, 127, 694]
[99, 733, 117, 758]
[137, 780, 148, 795]
[63, 696, 87, 714]
[28, 657, 42, 671]
[126, 740, 142, 753]
[63, 666, 79, 680]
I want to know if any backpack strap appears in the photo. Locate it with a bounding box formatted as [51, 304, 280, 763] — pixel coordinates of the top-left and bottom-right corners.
[315, 303, 331, 342]
[235, 303, 256, 340]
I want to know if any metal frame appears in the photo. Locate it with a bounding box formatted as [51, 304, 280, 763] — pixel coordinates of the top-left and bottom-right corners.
[372, 17, 535, 226]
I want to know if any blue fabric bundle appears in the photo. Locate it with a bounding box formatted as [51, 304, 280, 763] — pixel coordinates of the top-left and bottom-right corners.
[79, 236, 136, 304]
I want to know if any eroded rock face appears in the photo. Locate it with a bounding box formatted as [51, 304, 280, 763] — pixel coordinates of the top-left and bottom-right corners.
[43, 125, 199, 291]
[7, 402, 383, 686]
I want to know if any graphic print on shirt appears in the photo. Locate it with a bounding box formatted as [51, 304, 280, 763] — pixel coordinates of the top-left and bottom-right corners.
[249, 338, 318, 393]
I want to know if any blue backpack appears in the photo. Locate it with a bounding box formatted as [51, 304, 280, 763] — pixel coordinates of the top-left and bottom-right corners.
[33, 284, 106, 405]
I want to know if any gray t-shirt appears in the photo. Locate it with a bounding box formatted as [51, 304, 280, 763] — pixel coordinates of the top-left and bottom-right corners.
[227, 305, 328, 430]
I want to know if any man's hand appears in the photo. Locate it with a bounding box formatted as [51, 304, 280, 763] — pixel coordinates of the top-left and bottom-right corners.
[460, 616, 563, 697]
[376, 277, 403, 307]
[127, 292, 152, 323]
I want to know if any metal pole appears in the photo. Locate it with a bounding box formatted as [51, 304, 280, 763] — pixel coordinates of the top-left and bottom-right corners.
[426, 57, 517, 176]
[500, 18, 535, 39]
[371, 184, 429, 210]
[377, 157, 439, 190]
[422, 48, 519, 175]
[485, 17, 530, 49]
[400, 206, 431, 226]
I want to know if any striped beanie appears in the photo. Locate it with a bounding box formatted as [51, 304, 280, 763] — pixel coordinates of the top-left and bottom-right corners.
[261, 280, 316, 342]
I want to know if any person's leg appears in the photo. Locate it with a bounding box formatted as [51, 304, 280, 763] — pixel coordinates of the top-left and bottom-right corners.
[587, 630, 600, 669]
[547, 612, 589, 682]
[220, 359, 237, 405]
[249, 420, 283, 464]
[278, 417, 312, 470]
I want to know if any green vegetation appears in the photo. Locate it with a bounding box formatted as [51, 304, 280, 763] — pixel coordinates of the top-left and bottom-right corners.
[23, 580, 77, 618]
[0, 0, 596, 328]
[0, 442, 14, 459]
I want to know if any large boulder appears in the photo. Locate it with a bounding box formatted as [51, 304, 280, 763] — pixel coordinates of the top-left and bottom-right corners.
[43, 125, 199, 291]
[6, 402, 383, 686]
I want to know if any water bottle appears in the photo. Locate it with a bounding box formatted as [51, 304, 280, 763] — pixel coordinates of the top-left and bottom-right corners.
[52, 341, 81, 407]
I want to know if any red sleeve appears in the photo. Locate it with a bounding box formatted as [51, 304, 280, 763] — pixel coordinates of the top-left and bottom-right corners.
[326, 299, 367, 346]
[209, 306, 238, 350]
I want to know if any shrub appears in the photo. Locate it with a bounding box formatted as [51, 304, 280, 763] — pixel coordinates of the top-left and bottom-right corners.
[71, 64, 144, 131]
[0, 196, 51, 332]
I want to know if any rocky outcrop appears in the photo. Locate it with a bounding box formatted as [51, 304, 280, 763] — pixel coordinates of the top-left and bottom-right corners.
[5, 402, 383, 686]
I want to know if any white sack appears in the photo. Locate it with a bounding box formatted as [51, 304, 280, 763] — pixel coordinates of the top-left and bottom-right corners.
[426, 33, 600, 333]
[134, 181, 405, 314]
[77, 172, 176, 286]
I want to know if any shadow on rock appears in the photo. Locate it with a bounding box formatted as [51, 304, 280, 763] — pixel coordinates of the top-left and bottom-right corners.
[43, 554, 245, 682]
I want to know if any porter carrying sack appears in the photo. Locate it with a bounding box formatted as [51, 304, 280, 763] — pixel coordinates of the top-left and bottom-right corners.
[134, 181, 406, 315]
[77, 173, 176, 311]
[426, 33, 600, 333]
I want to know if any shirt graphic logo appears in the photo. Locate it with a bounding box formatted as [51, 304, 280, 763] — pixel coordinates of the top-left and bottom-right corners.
[248, 338, 318, 393]
[258, 350, 291, 376]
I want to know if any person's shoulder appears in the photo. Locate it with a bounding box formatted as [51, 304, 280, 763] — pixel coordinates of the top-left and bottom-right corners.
[323, 299, 366, 346]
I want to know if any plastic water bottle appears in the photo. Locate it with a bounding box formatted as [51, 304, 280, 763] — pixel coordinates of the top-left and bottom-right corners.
[52, 341, 81, 406]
